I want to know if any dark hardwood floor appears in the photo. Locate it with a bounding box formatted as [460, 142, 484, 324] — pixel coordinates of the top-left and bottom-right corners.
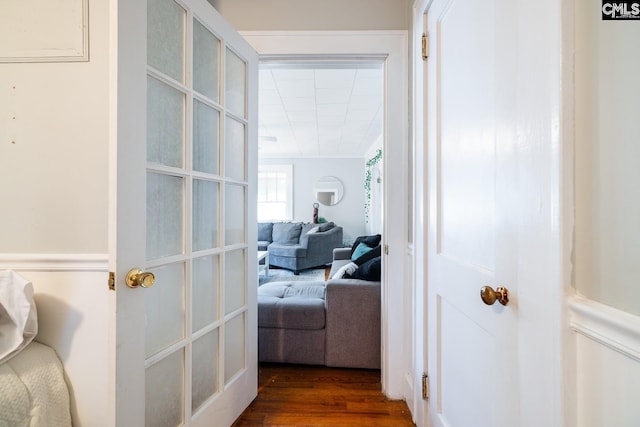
[232, 363, 415, 426]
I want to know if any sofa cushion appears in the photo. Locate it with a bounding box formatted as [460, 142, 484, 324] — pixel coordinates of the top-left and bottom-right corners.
[258, 281, 326, 330]
[268, 243, 307, 258]
[272, 223, 302, 244]
[258, 241, 270, 251]
[257, 223, 273, 242]
[350, 256, 381, 281]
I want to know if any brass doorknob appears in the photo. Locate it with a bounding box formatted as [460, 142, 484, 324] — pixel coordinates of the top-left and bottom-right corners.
[480, 286, 509, 306]
[125, 268, 155, 288]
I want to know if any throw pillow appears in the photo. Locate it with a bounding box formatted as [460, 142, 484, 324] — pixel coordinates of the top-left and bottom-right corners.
[353, 244, 381, 266]
[350, 234, 382, 256]
[351, 242, 374, 261]
[0, 270, 38, 364]
[317, 221, 335, 232]
[257, 222, 273, 242]
[272, 223, 302, 244]
[331, 262, 358, 279]
[350, 256, 381, 281]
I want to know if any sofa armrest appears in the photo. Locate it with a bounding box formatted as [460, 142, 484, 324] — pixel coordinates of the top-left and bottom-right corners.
[332, 247, 351, 261]
[324, 279, 381, 369]
[299, 226, 343, 265]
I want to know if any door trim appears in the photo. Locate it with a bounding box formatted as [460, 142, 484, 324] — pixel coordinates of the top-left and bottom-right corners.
[241, 30, 409, 399]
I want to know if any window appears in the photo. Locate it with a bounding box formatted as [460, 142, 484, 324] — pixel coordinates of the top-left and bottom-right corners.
[257, 165, 293, 221]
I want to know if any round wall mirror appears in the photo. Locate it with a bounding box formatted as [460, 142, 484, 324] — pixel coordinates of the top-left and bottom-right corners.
[314, 176, 344, 206]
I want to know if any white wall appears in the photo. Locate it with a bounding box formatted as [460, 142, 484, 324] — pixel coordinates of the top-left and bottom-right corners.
[569, 2, 640, 426]
[0, 1, 109, 254]
[208, 0, 410, 31]
[260, 157, 367, 242]
[0, 2, 111, 426]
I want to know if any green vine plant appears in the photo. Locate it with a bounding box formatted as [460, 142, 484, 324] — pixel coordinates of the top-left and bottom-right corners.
[364, 148, 383, 223]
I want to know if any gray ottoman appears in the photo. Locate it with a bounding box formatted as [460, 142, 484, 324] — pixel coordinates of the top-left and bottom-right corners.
[258, 281, 327, 365]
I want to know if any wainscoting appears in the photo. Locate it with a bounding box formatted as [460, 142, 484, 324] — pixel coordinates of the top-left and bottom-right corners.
[569, 295, 640, 427]
[0, 253, 110, 427]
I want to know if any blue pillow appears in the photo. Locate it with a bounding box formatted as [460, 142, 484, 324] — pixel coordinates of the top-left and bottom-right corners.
[351, 242, 373, 261]
[350, 234, 381, 257]
[353, 244, 381, 266]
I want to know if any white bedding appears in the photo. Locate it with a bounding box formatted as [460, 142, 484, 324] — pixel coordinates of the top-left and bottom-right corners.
[0, 341, 71, 427]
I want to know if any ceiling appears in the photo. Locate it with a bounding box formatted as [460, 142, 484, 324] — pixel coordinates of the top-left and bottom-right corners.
[258, 62, 384, 158]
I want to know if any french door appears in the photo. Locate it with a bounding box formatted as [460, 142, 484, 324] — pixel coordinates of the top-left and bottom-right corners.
[111, 0, 258, 425]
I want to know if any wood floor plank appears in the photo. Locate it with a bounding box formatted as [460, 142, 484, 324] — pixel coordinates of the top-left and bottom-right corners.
[232, 364, 415, 426]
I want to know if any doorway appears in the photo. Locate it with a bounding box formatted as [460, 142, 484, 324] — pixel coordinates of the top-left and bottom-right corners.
[242, 31, 410, 399]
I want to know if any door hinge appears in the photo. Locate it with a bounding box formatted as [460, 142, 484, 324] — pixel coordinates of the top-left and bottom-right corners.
[384, 244, 389, 255]
[422, 373, 430, 400]
[108, 271, 115, 291]
[422, 33, 429, 60]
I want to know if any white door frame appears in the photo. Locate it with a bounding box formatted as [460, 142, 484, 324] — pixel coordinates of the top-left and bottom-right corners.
[241, 30, 410, 399]
[410, 1, 431, 425]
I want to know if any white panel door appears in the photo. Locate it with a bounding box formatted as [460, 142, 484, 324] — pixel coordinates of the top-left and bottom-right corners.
[112, 1, 258, 426]
[426, 0, 519, 426]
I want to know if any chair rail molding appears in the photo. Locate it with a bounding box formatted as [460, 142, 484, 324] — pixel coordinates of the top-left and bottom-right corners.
[569, 294, 640, 362]
[0, 253, 108, 272]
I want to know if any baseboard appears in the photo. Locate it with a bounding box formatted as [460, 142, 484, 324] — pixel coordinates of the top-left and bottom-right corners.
[569, 294, 640, 362]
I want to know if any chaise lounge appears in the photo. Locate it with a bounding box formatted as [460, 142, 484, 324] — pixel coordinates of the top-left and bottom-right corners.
[257, 236, 382, 369]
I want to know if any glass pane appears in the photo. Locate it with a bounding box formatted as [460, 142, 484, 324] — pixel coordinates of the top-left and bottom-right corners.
[146, 350, 184, 427]
[193, 100, 220, 174]
[192, 179, 219, 252]
[147, 172, 183, 260]
[224, 117, 246, 181]
[225, 183, 245, 246]
[192, 255, 219, 332]
[225, 48, 246, 117]
[147, 0, 185, 82]
[192, 329, 219, 412]
[224, 249, 245, 315]
[147, 76, 184, 168]
[193, 19, 220, 102]
[145, 263, 185, 357]
[224, 313, 245, 384]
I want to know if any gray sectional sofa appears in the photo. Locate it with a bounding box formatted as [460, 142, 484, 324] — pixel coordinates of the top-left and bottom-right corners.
[257, 243, 381, 369]
[258, 221, 343, 274]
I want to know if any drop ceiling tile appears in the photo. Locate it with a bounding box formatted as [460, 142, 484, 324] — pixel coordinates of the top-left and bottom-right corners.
[259, 88, 281, 106]
[259, 70, 277, 90]
[287, 111, 316, 125]
[316, 88, 351, 104]
[276, 79, 315, 98]
[259, 63, 383, 158]
[346, 109, 377, 122]
[317, 103, 348, 117]
[282, 97, 316, 112]
[315, 69, 356, 89]
[349, 95, 381, 111]
[272, 69, 314, 81]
